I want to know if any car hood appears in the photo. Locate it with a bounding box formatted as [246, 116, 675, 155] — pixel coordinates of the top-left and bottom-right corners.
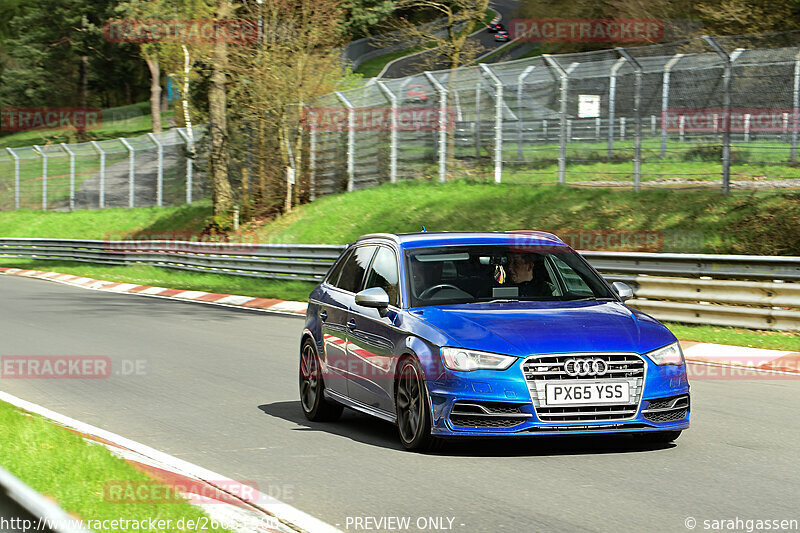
[410, 301, 675, 356]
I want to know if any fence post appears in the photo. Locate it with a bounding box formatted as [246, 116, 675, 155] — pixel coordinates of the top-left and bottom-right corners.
[377, 81, 398, 184]
[119, 138, 135, 207]
[176, 128, 194, 204]
[335, 92, 356, 192]
[793, 50, 800, 162]
[616, 48, 642, 191]
[703, 37, 744, 194]
[34, 145, 47, 210]
[60, 143, 76, 210]
[744, 113, 751, 143]
[607, 57, 626, 156]
[307, 110, 318, 200]
[543, 55, 571, 184]
[479, 64, 504, 183]
[6, 148, 20, 210]
[424, 72, 448, 183]
[147, 133, 164, 207]
[89, 141, 106, 208]
[661, 53, 684, 158]
[475, 81, 482, 158]
[517, 65, 536, 161]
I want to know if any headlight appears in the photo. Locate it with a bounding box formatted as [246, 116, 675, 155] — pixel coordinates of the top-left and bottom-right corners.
[646, 342, 685, 366]
[440, 347, 516, 372]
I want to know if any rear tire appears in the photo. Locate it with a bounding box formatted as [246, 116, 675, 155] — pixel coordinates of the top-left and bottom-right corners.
[638, 430, 682, 444]
[395, 357, 443, 452]
[299, 339, 343, 422]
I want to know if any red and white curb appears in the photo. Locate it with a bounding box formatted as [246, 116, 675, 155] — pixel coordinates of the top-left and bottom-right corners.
[2, 267, 798, 374]
[0, 267, 309, 315]
[0, 390, 341, 533]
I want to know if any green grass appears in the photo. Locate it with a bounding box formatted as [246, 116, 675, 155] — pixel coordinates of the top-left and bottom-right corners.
[668, 322, 800, 351]
[0, 102, 172, 149]
[0, 400, 230, 533]
[250, 180, 800, 255]
[0, 259, 317, 302]
[0, 201, 212, 239]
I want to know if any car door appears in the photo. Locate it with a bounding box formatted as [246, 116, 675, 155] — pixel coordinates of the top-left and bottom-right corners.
[346, 245, 404, 413]
[326, 245, 378, 398]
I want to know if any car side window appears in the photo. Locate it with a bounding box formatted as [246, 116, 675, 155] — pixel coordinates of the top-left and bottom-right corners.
[326, 248, 353, 286]
[335, 245, 377, 293]
[364, 247, 400, 307]
[549, 255, 593, 296]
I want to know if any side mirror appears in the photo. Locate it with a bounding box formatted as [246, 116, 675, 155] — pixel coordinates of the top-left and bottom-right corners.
[612, 281, 634, 302]
[355, 287, 390, 309]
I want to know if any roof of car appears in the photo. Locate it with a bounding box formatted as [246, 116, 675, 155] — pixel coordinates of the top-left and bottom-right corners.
[356, 231, 568, 249]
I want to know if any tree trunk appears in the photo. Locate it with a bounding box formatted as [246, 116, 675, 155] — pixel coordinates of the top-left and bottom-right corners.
[208, 0, 234, 217]
[77, 55, 89, 141]
[144, 50, 162, 133]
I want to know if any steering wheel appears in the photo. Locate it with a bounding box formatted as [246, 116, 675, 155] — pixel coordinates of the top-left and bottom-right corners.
[419, 283, 461, 299]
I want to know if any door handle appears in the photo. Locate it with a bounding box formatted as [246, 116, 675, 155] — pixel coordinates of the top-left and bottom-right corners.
[319, 310, 328, 322]
[347, 319, 357, 330]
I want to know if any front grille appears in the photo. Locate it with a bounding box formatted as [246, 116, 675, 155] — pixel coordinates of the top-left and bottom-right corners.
[448, 401, 530, 429]
[522, 353, 646, 423]
[642, 395, 689, 423]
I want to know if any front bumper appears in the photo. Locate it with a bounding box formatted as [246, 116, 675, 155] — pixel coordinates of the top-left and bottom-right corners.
[427, 357, 690, 437]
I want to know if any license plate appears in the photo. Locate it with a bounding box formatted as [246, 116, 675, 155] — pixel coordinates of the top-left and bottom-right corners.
[544, 381, 630, 406]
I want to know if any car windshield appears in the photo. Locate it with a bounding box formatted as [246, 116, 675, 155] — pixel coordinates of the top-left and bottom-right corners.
[405, 245, 615, 307]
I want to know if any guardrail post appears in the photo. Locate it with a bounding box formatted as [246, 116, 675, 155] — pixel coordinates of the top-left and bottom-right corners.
[516, 65, 536, 161]
[90, 141, 106, 208]
[376, 81, 399, 184]
[119, 138, 135, 207]
[424, 72, 448, 183]
[479, 64, 504, 183]
[335, 91, 356, 191]
[543, 55, 576, 184]
[607, 57, 626, 156]
[34, 145, 47, 210]
[6, 148, 20, 209]
[148, 133, 164, 207]
[176, 128, 194, 204]
[60, 143, 76, 210]
[792, 50, 800, 162]
[661, 54, 683, 158]
[703, 37, 743, 195]
[616, 48, 642, 191]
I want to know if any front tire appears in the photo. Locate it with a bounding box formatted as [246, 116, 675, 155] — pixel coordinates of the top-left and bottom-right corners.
[299, 339, 343, 422]
[395, 357, 441, 452]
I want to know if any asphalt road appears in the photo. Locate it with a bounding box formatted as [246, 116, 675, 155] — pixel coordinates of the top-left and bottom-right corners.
[381, 0, 522, 79]
[1, 274, 798, 533]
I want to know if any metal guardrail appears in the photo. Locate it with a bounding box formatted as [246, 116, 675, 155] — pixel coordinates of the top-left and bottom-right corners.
[1, 239, 798, 330]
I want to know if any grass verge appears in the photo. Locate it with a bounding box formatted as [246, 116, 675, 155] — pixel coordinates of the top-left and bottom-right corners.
[0, 400, 230, 533]
[667, 322, 800, 352]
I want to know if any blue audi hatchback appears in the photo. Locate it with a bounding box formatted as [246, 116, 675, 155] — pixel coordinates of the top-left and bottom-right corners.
[300, 231, 690, 451]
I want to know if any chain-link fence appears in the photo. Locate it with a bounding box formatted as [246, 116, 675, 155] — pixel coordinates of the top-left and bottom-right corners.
[308, 30, 800, 195]
[0, 126, 207, 211]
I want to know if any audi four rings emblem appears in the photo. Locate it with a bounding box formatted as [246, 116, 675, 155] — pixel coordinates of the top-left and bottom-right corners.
[564, 358, 608, 376]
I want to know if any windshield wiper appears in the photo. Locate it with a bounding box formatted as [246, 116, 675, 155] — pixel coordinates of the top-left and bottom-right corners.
[566, 296, 616, 301]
